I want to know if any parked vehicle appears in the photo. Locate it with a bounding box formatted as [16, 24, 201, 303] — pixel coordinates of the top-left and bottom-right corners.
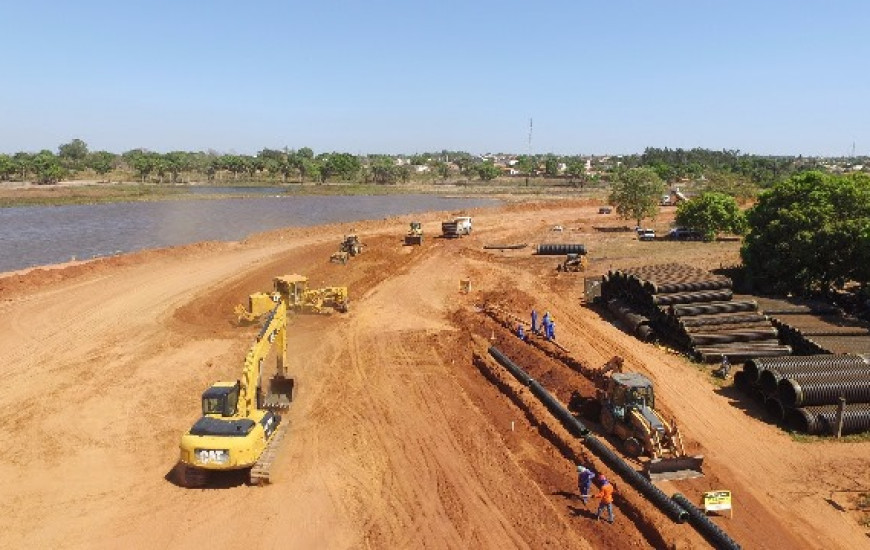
[667, 227, 702, 241]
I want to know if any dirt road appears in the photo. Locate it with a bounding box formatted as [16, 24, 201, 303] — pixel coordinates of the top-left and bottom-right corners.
[1, 201, 867, 549]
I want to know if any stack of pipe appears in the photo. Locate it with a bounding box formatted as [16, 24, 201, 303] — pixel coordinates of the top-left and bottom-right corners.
[599, 263, 789, 362]
[735, 355, 870, 435]
[765, 310, 870, 355]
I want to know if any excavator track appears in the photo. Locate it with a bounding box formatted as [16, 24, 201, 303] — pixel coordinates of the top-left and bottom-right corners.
[249, 422, 289, 485]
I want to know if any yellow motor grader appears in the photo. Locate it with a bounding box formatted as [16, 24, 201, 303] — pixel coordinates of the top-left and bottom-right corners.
[597, 370, 704, 481]
[331, 233, 364, 263]
[235, 274, 348, 323]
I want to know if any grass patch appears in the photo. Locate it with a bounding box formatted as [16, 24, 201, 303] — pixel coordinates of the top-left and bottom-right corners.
[788, 431, 870, 443]
[0, 184, 186, 207]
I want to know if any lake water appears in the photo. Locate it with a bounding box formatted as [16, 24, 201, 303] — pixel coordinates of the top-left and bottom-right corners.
[0, 194, 498, 273]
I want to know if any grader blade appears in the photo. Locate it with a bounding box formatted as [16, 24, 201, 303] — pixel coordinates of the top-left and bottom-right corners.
[645, 455, 705, 482]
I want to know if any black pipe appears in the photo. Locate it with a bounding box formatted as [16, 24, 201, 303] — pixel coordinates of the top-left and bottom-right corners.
[764, 396, 786, 423]
[671, 493, 742, 550]
[672, 301, 758, 317]
[760, 367, 870, 394]
[528, 380, 590, 437]
[652, 290, 734, 306]
[651, 280, 733, 294]
[746, 355, 869, 383]
[786, 404, 870, 435]
[778, 377, 870, 408]
[584, 436, 689, 524]
[487, 346, 532, 385]
[535, 243, 587, 255]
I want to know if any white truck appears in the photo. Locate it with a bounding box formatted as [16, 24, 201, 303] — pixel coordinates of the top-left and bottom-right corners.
[442, 216, 472, 238]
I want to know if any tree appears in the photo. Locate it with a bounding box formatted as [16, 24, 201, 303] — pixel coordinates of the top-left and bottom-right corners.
[607, 167, 666, 227]
[741, 171, 870, 295]
[700, 171, 758, 204]
[33, 150, 66, 184]
[476, 161, 500, 181]
[675, 192, 747, 241]
[565, 158, 586, 185]
[0, 154, 15, 181]
[544, 155, 560, 177]
[321, 153, 360, 182]
[87, 151, 117, 181]
[516, 155, 535, 180]
[58, 139, 89, 171]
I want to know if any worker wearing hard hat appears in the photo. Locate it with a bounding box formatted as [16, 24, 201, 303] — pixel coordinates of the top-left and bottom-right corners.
[595, 474, 615, 524]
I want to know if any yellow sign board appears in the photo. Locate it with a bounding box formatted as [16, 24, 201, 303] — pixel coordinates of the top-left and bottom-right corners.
[703, 490, 733, 518]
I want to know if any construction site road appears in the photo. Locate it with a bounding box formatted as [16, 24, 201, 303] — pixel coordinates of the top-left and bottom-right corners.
[1, 199, 867, 549]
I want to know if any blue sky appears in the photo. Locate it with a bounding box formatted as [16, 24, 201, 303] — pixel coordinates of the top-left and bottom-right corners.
[2, 1, 867, 156]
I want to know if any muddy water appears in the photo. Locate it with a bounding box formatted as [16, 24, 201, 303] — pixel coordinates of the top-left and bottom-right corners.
[0, 194, 497, 273]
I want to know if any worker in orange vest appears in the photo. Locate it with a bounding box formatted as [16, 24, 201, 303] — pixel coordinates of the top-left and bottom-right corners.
[594, 474, 615, 524]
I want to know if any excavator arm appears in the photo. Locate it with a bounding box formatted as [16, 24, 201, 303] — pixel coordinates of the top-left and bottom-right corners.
[238, 300, 291, 417]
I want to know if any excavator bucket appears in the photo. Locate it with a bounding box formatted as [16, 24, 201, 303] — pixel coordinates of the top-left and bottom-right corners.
[264, 376, 294, 411]
[645, 455, 705, 482]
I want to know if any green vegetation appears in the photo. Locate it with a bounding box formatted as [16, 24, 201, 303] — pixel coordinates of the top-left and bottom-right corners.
[741, 171, 870, 295]
[675, 192, 747, 241]
[607, 167, 666, 227]
[0, 185, 185, 207]
[789, 431, 870, 443]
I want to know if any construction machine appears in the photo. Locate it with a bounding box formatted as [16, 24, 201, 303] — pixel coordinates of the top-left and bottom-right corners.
[177, 294, 294, 487]
[556, 253, 588, 272]
[597, 370, 704, 481]
[330, 233, 364, 263]
[404, 221, 423, 245]
[235, 274, 348, 323]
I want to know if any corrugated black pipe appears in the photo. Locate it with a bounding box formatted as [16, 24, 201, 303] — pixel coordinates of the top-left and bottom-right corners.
[487, 346, 689, 524]
[672, 301, 758, 317]
[755, 362, 870, 394]
[535, 243, 587, 255]
[672, 493, 742, 550]
[651, 280, 733, 294]
[786, 404, 870, 435]
[778, 377, 870, 408]
[760, 367, 870, 394]
[764, 396, 786, 423]
[652, 290, 734, 306]
[488, 346, 532, 385]
[528, 380, 590, 438]
[583, 436, 689, 524]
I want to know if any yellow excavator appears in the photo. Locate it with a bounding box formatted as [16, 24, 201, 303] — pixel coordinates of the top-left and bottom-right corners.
[235, 274, 349, 323]
[177, 289, 294, 487]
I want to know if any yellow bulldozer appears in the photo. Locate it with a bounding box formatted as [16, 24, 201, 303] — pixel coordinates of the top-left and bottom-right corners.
[404, 221, 423, 246]
[177, 290, 294, 487]
[235, 274, 349, 323]
[596, 369, 704, 481]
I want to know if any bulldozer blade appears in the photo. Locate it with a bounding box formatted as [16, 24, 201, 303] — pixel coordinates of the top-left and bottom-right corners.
[645, 455, 705, 482]
[264, 376, 294, 410]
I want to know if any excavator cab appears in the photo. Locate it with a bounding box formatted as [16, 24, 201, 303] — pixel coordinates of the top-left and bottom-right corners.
[201, 382, 240, 417]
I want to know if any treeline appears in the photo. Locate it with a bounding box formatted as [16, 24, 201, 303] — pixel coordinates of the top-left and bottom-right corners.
[1, 140, 866, 188]
[0, 141, 511, 185]
[625, 147, 866, 187]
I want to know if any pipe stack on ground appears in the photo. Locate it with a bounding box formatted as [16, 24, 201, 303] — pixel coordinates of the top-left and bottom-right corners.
[535, 243, 587, 255]
[765, 310, 870, 355]
[734, 355, 870, 435]
[599, 263, 789, 362]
